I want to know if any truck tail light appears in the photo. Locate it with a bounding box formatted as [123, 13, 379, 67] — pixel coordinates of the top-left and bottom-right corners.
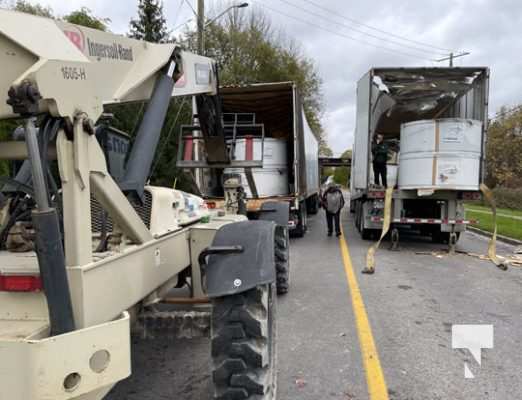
[206, 201, 216, 209]
[0, 274, 43, 292]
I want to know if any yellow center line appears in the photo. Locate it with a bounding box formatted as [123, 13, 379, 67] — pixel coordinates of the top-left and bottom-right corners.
[339, 230, 389, 400]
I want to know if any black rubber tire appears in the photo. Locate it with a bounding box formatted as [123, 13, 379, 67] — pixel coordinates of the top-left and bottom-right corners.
[432, 230, 461, 244]
[275, 225, 289, 295]
[211, 284, 277, 400]
[361, 227, 373, 240]
[307, 195, 319, 215]
[355, 201, 361, 232]
[357, 201, 372, 240]
[292, 205, 307, 238]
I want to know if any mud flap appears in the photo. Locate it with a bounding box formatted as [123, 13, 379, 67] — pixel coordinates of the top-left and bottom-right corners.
[258, 200, 290, 227]
[201, 220, 276, 298]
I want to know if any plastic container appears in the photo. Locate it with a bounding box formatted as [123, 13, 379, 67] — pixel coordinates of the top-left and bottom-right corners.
[225, 138, 289, 197]
[398, 119, 482, 190]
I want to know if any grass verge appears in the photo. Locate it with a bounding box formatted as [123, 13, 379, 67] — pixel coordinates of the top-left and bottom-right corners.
[465, 203, 522, 218]
[465, 209, 522, 241]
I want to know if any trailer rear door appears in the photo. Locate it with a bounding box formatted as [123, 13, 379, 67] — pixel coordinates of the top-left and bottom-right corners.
[352, 71, 371, 191]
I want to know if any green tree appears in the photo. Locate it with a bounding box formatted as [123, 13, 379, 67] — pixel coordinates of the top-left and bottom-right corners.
[129, 0, 170, 43]
[107, 0, 181, 188]
[485, 106, 522, 188]
[333, 149, 352, 187]
[64, 7, 109, 31]
[186, 9, 325, 143]
[319, 142, 333, 157]
[12, 0, 53, 17]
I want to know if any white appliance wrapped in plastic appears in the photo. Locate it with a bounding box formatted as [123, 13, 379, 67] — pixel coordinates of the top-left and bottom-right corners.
[398, 119, 482, 191]
[225, 138, 289, 197]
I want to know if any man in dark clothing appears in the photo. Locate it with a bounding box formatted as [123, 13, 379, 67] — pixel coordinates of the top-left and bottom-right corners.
[321, 183, 345, 237]
[371, 133, 389, 188]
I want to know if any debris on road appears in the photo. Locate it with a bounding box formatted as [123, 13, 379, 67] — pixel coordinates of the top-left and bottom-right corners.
[414, 250, 522, 267]
[295, 378, 307, 389]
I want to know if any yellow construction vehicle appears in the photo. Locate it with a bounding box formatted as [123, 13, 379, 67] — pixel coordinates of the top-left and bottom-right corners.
[0, 9, 279, 400]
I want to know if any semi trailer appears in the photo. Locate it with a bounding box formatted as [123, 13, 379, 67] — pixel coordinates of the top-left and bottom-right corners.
[350, 67, 489, 248]
[178, 82, 320, 237]
[0, 10, 281, 400]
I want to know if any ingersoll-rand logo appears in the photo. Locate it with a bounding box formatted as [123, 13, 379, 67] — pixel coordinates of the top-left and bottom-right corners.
[62, 26, 134, 61]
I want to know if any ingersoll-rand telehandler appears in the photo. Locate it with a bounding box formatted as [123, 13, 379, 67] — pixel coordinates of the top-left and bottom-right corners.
[0, 9, 288, 400]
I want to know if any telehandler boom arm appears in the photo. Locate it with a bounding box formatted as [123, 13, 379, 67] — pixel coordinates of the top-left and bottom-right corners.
[0, 9, 217, 122]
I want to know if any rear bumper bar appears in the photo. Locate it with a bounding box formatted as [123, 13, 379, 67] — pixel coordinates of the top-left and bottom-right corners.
[370, 217, 477, 225]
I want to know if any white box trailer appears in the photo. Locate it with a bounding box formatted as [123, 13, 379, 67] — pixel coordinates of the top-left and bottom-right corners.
[350, 67, 489, 244]
[196, 82, 320, 237]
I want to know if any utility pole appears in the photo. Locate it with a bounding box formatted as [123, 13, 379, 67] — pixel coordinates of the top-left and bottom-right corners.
[435, 51, 470, 67]
[194, 1, 204, 186]
[197, 0, 204, 55]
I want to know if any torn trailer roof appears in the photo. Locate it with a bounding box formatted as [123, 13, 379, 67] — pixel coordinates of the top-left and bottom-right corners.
[369, 67, 489, 137]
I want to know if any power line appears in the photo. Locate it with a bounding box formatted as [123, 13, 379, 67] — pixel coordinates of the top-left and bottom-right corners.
[183, 0, 197, 17]
[277, 0, 446, 57]
[171, 0, 185, 28]
[299, 0, 454, 54]
[494, 105, 522, 119]
[173, 17, 194, 31]
[251, 0, 431, 61]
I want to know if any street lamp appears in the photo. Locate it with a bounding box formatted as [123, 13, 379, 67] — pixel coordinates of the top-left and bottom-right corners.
[205, 3, 249, 27]
[193, 2, 248, 184]
[197, 2, 249, 54]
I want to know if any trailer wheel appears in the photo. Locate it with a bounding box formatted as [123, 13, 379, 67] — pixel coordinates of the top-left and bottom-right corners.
[274, 225, 290, 295]
[354, 201, 361, 231]
[357, 202, 372, 240]
[432, 230, 461, 244]
[307, 195, 319, 215]
[292, 204, 307, 238]
[211, 283, 277, 400]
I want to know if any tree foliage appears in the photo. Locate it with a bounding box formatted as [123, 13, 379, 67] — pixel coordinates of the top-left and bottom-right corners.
[184, 9, 326, 144]
[64, 7, 109, 31]
[485, 107, 522, 188]
[129, 0, 170, 43]
[11, 0, 53, 17]
[333, 149, 352, 187]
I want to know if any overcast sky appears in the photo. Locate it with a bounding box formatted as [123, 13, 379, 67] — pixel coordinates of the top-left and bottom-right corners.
[18, 0, 522, 155]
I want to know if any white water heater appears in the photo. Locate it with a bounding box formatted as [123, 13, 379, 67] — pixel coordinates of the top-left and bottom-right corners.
[225, 138, 289, 197]
[398, 119, 482, 191]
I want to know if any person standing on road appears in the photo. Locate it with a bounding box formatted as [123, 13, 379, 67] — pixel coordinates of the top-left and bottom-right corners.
[372, 133, 388, 188]
[321, 182, 345, 237]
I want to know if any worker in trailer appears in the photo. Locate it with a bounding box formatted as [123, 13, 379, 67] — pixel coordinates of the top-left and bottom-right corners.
[372, 133, 389, 188]
[321, 179, 345, 237]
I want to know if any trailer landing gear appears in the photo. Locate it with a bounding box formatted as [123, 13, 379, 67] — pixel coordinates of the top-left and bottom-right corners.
[448, 232, 458, 254]
[390, 227, 400, 251]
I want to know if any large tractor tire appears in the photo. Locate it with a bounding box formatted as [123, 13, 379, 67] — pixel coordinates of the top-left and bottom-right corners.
[274, 225, 289, 295]
[211, 284, 277, 400]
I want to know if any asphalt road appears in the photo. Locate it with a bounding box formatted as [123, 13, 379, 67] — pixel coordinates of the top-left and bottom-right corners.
[106, 207, 522, 400]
